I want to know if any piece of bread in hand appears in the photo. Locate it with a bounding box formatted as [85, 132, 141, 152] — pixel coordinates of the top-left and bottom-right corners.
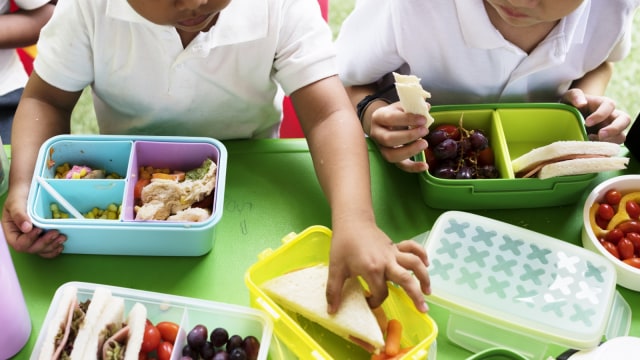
[260, 264, 385, 354]
[393, 72, 434, 128]
[512, 140, 628, 179]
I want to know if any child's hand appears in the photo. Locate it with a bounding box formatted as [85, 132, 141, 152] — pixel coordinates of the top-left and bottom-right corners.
[368, 102, 431, 173]
[325, 224, 430, 314]
[2, 187, 65, 258]
[562, 89, 630, 143]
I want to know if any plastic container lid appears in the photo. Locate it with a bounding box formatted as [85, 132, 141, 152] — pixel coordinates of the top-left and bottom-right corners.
[424, 211, 631, 359]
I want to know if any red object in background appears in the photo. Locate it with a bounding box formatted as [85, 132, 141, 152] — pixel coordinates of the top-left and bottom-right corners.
[280, 0, 329, 138]
[10, 0, 36, 74]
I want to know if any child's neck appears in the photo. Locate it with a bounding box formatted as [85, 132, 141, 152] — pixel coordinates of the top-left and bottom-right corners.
[484, 3, 559, 54]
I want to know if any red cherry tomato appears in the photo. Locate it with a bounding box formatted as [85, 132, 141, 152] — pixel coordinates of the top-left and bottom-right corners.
[156, 321, 180, 344]
[597, 203, 615, 221]
[626, 200, 640, 219]
[134, 179, 151, 199]
[618, 238, 635, 260]
[424, 147, 438, 168]
[476, 147, 495, 167]
[141, 321, 162, 353]
[605, 190, 622, 206]
[157, 341, 174, 360]
[626, 232, 640, 255]
[623, 258, 640, 269]
[434, 124, 461, 141]
[601, 241, 620, 259]
[604, 228, 624, 245]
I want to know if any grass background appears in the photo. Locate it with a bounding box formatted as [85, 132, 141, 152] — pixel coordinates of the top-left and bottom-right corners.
[70, 1, 640, 134]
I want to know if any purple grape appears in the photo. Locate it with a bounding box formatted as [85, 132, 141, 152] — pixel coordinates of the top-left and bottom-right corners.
[242, 336, 261, 360]
[226, 335, 244, 353]
[432, 166, 457, 179]
[210, 327, 229, 348]
[229, 348, 247, 360]
[187, 324, 208, 349]
[469, 130, 488, 151]
[425, 129, 449, 146]
[456, 166, 474, 179]
[433, 138, 458, 160]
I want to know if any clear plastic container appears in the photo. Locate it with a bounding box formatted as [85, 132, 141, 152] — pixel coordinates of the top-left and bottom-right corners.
[0, 231, 31, 359]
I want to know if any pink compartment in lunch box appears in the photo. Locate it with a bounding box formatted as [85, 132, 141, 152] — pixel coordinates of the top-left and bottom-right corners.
[122, 140, 223, 222]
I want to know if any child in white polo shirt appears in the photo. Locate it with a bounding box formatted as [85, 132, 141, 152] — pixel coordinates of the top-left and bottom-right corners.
[3, 0, 431, 314]
[336, 0, 639, 173]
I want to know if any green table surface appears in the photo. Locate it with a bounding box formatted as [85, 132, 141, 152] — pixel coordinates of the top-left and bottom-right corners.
[7, 139, 640, 359]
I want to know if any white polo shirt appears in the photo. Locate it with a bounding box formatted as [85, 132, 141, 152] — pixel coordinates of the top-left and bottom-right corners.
[35, 0, 335, 139]
[336, 0, 640, 104]
[0, 0, 50, 96]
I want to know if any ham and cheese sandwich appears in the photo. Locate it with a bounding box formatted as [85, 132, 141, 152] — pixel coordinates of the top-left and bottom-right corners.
[512, 140, 629, 179]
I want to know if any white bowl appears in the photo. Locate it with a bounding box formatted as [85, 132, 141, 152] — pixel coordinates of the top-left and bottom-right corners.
[582, 175, 640, 292]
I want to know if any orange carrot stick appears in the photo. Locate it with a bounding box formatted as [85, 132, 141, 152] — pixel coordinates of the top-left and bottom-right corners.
[385, 319, 403, 356]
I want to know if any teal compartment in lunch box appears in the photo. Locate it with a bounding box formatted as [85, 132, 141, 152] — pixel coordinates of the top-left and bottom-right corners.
[424, 211, 631, 360]
[416, 103, 596, 209]
[27, 135, 227, 256]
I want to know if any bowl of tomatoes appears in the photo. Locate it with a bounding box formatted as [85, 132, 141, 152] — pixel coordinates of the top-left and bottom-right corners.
[415, 103, 596, 210]
[582, 174, 640, 291]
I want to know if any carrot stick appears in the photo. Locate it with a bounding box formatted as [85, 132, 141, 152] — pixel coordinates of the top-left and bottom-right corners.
[384, 319, 403, 356]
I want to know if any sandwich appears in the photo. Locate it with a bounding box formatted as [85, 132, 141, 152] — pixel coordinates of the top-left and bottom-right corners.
[37, 286, 112, 360]
[37, 286, 148, 360]
[260, 264, 385, 354]
[511, 140, 629, 179]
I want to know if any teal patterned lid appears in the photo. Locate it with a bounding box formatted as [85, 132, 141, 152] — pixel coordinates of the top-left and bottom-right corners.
[426, 211, 618, 348]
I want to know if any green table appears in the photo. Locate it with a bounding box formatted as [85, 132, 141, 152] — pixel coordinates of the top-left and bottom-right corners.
[8, 139, 640, 359]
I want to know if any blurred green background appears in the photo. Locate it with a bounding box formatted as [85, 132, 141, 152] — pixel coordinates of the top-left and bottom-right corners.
[70, 1, 640, 134]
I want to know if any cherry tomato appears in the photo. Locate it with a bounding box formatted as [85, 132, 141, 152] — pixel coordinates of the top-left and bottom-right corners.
[626, 232, 640, 255]
[138, 352, 149, 360]
[134, 179, 151, 199]
[476, 147, 495, 167]
[424, 147, 438, 168]
[623, 258, 640, 269]
[597, 203, 615, 221]
[618, 220, 640, 234]
[605, 189, 622, 206]
[601, 241, 620, 259]
[434, 124, 461, 141]
[618, 238, 635, 260]
[157, 341, 174, 360]
[595, 215, 609, 230]
[627, 200, 640, 219]
[141, 321, 162, 353]
[605, 228, 624, 245]
[156, 321, 180, 344]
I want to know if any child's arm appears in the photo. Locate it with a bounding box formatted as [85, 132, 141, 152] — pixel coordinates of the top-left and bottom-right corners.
[0, 2, 55, 48]
[291, 75, 431, 313]
[2, 72, 81, 257]
[563, 62, 631, 143]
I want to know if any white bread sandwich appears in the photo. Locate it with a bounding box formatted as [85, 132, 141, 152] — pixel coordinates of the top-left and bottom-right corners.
[37, 286, 112, 360]
[512, 140, 628, 180]
[69, 287, 114, 359]
[260, 264, 385, 354]
[96, 302, 147, 360]
[37, 287, 148, 360]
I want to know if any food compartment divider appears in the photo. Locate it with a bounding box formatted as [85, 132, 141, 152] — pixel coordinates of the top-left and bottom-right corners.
[123, 140, 222, 222]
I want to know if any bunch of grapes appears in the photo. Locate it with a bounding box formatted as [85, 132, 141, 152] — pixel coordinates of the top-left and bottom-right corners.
[425, 120, 500, 180]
